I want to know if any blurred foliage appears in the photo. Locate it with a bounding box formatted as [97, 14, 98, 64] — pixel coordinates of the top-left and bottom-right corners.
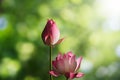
[0, 0, 120, 80]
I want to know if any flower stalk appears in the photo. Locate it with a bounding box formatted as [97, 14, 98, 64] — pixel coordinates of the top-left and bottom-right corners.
[66, 78, 68, 80]
[50, 46, 53, 80]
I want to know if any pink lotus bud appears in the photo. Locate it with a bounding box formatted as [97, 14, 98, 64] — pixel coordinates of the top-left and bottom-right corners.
[49, 51, 84, 80]
[41, 19, 63, 46]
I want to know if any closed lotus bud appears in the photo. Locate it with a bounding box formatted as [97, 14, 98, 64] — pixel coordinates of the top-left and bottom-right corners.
[41, 19, 63, 46]
[49, 51, 84, 80]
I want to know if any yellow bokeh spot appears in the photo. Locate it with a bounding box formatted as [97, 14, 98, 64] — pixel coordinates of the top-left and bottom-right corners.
[16, 42, 35, 61]
[0, 58, 21, 77]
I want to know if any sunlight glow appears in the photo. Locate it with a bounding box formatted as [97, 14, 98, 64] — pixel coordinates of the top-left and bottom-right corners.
[96, 0, 120, 31]
[97, 0, 120, 16]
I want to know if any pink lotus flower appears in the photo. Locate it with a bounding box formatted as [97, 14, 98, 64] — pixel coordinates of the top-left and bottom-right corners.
[41, 19, 63, 46]
[49, 52, 84, 80]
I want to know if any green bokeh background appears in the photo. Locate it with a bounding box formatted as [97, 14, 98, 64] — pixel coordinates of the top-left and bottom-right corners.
[0, 0, 120, 80]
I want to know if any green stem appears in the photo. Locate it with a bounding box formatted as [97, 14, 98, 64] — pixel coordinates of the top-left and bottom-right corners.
[66, 78, 72, 80]
[49, 46, 53, 80]
[66, 77, 68, 80]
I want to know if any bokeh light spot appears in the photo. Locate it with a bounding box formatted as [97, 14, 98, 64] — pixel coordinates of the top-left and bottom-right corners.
[0, 58, 21, 77]
[0, 16, 7, 30]
[16, 42, 35, 61]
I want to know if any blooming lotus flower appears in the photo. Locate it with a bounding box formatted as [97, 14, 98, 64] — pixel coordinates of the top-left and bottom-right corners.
[49, 52, 84, 80]
[41, 19, 63, 46]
